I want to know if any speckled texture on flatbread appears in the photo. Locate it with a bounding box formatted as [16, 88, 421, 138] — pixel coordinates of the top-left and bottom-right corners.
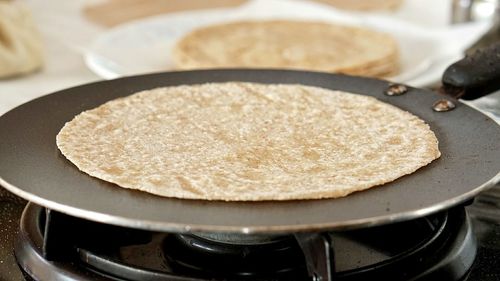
[172, 20, 399, 78]
[56, 82, 439, 201]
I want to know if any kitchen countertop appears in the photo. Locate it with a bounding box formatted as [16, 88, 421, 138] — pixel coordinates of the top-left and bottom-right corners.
[0, 201, 24, 281]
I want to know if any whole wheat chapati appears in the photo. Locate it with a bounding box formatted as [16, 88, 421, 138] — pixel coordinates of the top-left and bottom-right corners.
[172, 20, 399, 78]
[56, 82, 440, 201]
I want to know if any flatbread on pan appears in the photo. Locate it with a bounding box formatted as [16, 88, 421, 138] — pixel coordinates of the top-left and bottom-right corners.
[56, 82, 440, 201]
[172, 20, 399, 78]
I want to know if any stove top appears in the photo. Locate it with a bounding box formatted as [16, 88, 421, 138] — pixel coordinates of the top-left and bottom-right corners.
[1, 186, 499, 281]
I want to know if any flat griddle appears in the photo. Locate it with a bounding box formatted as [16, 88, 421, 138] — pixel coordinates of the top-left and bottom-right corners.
[0, 69, 499, 234]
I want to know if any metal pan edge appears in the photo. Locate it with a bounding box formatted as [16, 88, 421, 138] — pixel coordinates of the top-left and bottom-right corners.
[0, 69, 499, 234]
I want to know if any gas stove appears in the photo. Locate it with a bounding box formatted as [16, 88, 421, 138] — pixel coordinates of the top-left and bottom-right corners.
[0, 188, 499, 281]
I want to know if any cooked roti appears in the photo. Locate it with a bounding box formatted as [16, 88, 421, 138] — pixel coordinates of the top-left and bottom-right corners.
[172, 20, 399, 78]
[56, 82, 440, 201]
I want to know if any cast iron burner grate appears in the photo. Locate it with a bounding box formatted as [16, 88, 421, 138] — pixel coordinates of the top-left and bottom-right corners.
[15, 203, 476, 281]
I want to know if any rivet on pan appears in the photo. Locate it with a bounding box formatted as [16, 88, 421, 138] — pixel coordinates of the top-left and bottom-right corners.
[432, 99, 456, 112]
[384, 84, 408, 96]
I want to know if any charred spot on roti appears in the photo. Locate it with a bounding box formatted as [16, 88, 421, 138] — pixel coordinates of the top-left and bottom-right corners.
[56, 82, 440, 201]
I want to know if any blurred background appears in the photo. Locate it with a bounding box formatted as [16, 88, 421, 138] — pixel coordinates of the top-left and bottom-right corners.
[0, 0, 499, 117]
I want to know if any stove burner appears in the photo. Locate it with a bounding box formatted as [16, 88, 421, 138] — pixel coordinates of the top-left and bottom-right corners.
[15, 203, 476, 281]
[163, 233, 307, 279]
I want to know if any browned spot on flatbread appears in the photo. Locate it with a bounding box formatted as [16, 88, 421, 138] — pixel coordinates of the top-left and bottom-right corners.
[176, 176, 203, 195]
[303, 149, 321, 161]
[101, 166, 124, 176]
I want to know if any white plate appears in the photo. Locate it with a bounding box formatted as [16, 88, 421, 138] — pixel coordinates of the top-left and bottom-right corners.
[84, 0, 488, 87]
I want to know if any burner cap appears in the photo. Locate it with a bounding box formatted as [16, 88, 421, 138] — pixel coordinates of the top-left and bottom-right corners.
[163, 233, 307, 279]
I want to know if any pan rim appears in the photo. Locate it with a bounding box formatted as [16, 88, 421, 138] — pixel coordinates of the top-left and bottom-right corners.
[1, 173, 498, 234]
[1, 69, 499, 234]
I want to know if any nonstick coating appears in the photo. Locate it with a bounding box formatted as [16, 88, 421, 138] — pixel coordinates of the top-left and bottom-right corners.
[0, 69, 499, 233]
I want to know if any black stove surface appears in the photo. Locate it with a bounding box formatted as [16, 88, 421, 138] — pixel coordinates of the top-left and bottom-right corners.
[1, 186, 500, 281]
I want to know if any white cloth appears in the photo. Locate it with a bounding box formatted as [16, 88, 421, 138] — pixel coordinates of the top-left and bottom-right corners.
[0, 1, 43, 78]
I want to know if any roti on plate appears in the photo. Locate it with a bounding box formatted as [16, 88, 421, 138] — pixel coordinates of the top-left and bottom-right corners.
[56, 82, 440, 201]
[172, 20, 399, 78]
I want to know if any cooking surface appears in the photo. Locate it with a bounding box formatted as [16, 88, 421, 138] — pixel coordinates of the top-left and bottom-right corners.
[0, 69, 499, 233]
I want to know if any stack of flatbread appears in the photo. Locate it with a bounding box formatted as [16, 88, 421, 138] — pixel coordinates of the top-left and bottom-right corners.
[57, 82, 440, 201]
[172, 20, 399, 78]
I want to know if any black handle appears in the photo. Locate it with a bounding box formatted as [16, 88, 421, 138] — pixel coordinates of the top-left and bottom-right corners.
[441, 41, 500, 100]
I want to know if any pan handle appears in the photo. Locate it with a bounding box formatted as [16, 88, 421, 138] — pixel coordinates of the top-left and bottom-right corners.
[441, 41, 500, 100]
